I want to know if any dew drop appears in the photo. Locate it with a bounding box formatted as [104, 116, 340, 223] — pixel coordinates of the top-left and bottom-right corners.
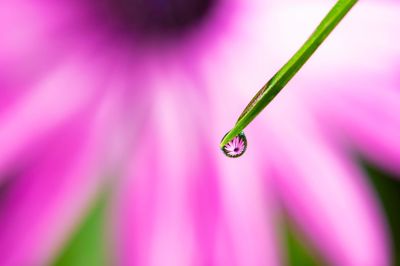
[221, 132, 247, 158]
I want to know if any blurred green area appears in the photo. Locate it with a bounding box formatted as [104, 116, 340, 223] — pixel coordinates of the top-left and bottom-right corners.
[364, 162, 400, 266]
[51, 161, 400, 266]
[283, 217, 325, 266]
[51, 192, 110, 266]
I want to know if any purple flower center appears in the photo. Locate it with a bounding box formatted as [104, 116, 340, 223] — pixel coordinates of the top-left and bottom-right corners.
[91, 0, 216, 39]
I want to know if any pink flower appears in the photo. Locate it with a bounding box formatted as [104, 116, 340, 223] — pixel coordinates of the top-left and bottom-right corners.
[0, 0, 399, 265]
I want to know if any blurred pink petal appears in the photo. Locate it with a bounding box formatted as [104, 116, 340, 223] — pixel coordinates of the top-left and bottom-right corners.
[263, 99, 389, 265]
[0, 58, 107, 177]
[311, 72, 400, 175]
[114, 90, 223, 266]
[217, 154, 279, 266]
[0, 93, 117, 265]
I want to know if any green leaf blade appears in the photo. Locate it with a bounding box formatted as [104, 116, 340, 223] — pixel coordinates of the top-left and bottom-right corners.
[220, 0, 358, 148]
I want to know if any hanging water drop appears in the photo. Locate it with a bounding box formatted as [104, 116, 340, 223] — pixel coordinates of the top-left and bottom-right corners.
[221, 132, 247, 158]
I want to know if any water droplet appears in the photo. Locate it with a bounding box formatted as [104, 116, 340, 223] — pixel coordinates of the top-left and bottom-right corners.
[221, 132, 247, 158]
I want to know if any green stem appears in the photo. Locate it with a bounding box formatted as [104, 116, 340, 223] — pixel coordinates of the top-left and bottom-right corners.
[220, 0, 358, 148]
